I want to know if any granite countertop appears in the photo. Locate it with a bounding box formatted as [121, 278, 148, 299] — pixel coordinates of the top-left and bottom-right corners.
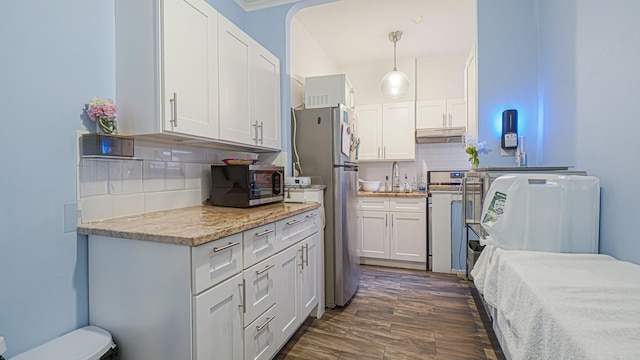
[77, 202, 321, 247]
[358, 191, 428, 198]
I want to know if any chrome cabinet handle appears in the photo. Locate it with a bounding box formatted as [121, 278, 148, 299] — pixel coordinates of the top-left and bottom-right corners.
[255, 228, 275, 237]
[239, 280, 246, 313]
[449, 113, 452, 127]
[377, 146, 381, 159]
[304, 244, 309, 267]
[212, 241, 240, 253]
[259, 121, 264, 144]
[385, 213, 388, 227]
[252, 121, 259, 142]
[256, 264, 275, 275]
[299, 248, 304, 269]
[305, 213, 318, 219]
[170, 92, 178, 127]
[442, 113, 446, 126]
[383, 146, 387, 159]
[286, 219, 302, 226]
[256, 316, 275, 332]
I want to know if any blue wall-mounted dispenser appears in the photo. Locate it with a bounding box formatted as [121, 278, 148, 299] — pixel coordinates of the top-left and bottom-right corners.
[501, 109, 518, 150]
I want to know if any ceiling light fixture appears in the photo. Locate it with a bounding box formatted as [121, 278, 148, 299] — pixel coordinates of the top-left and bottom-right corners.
[381, 31, 410, 99]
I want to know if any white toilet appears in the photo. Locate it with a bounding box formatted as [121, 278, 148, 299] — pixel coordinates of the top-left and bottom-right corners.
[4, 326, 117, 360]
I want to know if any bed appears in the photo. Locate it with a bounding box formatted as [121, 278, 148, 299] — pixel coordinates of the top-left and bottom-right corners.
[471, 246, 640, 360]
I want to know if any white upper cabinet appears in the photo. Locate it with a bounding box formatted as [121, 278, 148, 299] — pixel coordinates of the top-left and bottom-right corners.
[219, 15, 281, 150]
[416, 98, 467, 129]
[382, 102, 415, 160]
[253, 45, 281, 149]
[356, 102, 415, 161]
[218, 16, 252, 145]
[354, 104, 383, 160]
[115, 0, 219, 139]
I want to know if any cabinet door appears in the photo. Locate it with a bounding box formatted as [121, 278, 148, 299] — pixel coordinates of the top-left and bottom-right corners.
[416, 100, 447, 129]
[193, 273, 243, 360]
[218, 15, 253, 145]
[252, 44, 281, 150]
[300, 234, 319, 317]
[390, 212, 427, 262]
[275, 244, 301, 346]
[382, 102, 415, 160]
[355, 104, 383, 160]
[163, 0, 219, 138]
[357, 210, 389, 259]
[244, 257, 277, 326]
[447, 98, 467, 128]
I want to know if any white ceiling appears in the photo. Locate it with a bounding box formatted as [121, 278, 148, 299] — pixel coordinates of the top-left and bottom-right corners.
[293, 0, 476, 68]
[234, 0, 476, 68]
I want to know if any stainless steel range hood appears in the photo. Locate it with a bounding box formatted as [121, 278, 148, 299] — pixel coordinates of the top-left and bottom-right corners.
[416, 127, 466, 143]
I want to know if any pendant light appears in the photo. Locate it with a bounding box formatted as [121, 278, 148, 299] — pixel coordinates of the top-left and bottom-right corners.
[381, 31, 410, 99]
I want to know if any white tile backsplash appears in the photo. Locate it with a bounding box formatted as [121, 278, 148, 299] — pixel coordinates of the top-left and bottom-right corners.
[186, 163, 203, 189]
[81, 195, 113, 222]
[80, 159, 109, 197]
[143, 161, 166, 193]
[358, 142, 470, 183]
[122, 160, 143, 194]
[165, 162, 186, 191]
[145, 189, 201, 213]
[77, 140, 257, 223]
[112, 193, 145, 218]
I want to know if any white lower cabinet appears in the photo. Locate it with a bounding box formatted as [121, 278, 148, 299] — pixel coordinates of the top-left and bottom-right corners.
[274, 243, 301, 345]
[88, 209, 321, 360]
[356, 197, 427, 267]
[274, 232, 319, 347]
[194, 274, 244, 360]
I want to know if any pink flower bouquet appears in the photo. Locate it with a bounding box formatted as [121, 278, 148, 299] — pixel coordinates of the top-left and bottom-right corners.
[87, 97, 118, 134]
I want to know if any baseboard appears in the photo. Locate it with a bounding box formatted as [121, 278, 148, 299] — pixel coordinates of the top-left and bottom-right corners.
[359, 257, 427, 270]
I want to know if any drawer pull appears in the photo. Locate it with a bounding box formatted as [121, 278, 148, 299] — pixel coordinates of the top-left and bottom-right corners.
[286, 219, 302, 226]
[256, 316, 275, 332]
[212, 241, 240, 253]
[255, 228, 275, 237]
[305, 213, 318, 218]
[256, 264, 275, 275]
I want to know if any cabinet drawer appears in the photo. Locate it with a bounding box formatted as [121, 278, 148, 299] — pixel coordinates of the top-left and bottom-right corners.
[357, 198, 389, 211]
[244, 305, 277, 360]
[276, 210, 320, 251]
[192, 232, 243, 295]
[389, 198, 426, 213]
[244, 223, 277, 269]
[244, 257, 277, 326]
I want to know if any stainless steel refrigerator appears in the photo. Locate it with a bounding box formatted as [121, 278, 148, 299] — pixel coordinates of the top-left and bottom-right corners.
[293, 104, 359, 308]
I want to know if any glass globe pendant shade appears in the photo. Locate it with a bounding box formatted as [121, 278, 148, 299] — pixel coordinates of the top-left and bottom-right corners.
[381, 70, 410, 99]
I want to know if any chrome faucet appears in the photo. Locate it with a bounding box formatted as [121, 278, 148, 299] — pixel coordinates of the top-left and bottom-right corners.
[391, 161, 399, 192]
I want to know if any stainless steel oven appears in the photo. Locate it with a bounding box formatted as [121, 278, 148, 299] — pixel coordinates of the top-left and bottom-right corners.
[426, 170, 467, 271]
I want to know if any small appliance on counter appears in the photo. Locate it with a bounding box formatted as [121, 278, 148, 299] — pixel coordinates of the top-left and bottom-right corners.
[210, 164, 284, 208]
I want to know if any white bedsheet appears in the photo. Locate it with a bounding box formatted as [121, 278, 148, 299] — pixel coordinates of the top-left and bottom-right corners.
[471, 247, 640, 360]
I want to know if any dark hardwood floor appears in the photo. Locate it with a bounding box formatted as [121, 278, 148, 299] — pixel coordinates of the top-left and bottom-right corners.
[275, 265, 504, 360]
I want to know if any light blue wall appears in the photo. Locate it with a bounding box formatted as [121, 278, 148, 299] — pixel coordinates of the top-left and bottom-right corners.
[538, 0, 640, 263]
[0, 0, 115, 356]
[476, 0, 540, 167]
[537, 0, 577, 166]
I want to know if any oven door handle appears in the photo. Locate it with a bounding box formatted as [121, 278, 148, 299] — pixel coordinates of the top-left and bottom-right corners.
[272, 171, 282, 195]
